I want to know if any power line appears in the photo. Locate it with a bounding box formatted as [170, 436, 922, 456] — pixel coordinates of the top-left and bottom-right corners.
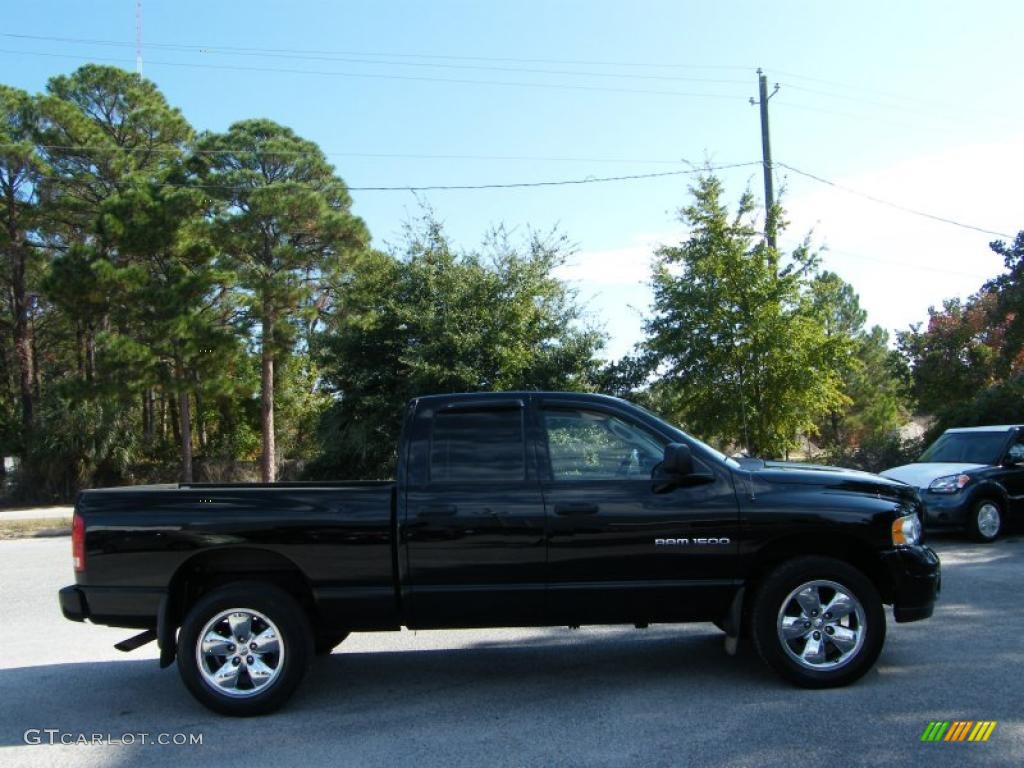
[0, 48, 751, 101]
[2, 143, 695, 166]
[1, 32, 753, 72]
[777, 81, 1011, 127]
[782, 240, 996, 280]
[773, 100, 969, 138]
[776, 162, 1014, 239]
[0, 34, 750, 86]
[30, 161, 763, 193]
[772, 68, 1012, 121]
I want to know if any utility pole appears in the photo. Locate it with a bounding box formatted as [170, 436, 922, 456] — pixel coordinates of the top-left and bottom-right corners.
[750, 69, 779, 247]
[135, 0, 143, 75]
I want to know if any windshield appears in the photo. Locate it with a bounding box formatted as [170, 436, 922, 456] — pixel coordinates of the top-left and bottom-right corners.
[631, 402, 742, 469]
[918, 432, 1007, 465]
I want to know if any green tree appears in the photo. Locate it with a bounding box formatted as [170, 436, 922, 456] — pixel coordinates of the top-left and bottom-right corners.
[809, 272, 908, 451]
[37, 65, 193, 382]
[310, 215, 604, 478]
[898, 292, 1003, 417]
[899, 230, 1024, 435]
[197, 119, 368, 481]
[0, 86, 47, 442]
[643, 175, 846, 457]
[986, 231, 1024, 377]
[93, 177, 246, 481]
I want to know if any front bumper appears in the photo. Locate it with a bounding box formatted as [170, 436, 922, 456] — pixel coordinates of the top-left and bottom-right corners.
[918, 491, 970, 528]
[880, 545, 941, 623]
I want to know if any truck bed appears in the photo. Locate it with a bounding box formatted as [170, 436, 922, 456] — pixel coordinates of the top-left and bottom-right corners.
[71, 480, 400, 631]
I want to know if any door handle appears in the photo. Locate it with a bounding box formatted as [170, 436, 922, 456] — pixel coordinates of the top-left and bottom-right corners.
[417, 504, 458, 518]
[554, 503, 599, 516]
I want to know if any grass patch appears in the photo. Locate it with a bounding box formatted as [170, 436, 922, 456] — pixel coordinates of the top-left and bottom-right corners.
[0, 518, 72, 540]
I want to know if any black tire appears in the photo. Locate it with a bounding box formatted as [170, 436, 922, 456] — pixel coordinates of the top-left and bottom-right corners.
[176, 582, 313, 716]
[966, 498, 1002, 543]
[314, 631, 350, 656]
[751, 557, 885, 689]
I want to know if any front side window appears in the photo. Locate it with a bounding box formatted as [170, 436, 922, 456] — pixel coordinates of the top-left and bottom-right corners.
[543, 408, 665, 481]
[429, 408, 525, 482]
[1007, 433, 1024, 464]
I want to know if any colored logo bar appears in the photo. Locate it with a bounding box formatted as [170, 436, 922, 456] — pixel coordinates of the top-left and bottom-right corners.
[921, 721, 997, 742]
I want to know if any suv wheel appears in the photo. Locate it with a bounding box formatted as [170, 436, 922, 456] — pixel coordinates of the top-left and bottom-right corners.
[177, 582, 313, 716]
[751, 557, 885, 688]
[967, 499, 1002, 542]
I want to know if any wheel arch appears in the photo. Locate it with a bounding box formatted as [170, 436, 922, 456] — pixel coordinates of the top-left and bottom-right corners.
[159, 547, 316, 668]
[745, 534, 893, 606]
[967, 482, 1008, 509]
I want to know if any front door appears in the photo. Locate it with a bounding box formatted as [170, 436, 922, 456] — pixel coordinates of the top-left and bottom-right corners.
[404, 400, 546, 628]
[538, 402, 740, 625]
[998, 429, 1024, 517]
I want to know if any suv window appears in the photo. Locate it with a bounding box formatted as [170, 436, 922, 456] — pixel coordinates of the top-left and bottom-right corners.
[429, 408, 525, 482]
[543, 408, 665, 481]
[1007, 433, 1024, 464]
[919, 431, 1008, 465]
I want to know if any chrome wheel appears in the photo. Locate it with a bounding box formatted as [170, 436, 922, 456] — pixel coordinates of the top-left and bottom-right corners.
[777, 580, 866, 671]
[976, 503, 1001, 539]
[195, 608, 284, 698]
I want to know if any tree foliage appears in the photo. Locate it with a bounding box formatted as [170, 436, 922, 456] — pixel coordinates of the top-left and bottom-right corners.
[900, 231, 1024, 437]
[809, 272, 910, 452]
[2, 62, 1018, 499]
[196, 119, 369, 481]
[309, 214, 604, 478]
[643, 176, 846, 457]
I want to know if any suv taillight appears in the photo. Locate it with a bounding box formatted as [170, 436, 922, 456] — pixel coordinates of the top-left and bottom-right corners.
[72, 513, 85, 572]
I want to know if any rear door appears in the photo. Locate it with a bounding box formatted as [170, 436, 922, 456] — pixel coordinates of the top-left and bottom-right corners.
[403, 398, 547, 628]
[538, 400, 740, 625]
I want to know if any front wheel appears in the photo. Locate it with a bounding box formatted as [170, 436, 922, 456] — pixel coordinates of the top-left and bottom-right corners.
[751, 557, 885, 689]
[176, 582, 313, 716]
[967, 499, 1002, 542]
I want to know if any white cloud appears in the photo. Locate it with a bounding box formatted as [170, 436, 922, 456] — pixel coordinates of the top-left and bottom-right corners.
[554, 230, 682, 286]
[561, 136, 1023, 359]
[781, 134, 1023, 335]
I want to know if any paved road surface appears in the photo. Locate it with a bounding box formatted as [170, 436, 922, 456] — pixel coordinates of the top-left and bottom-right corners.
[0, 535, 1021, 768]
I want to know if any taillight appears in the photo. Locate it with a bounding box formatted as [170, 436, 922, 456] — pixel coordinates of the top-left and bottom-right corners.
[72, 513, 85, 572]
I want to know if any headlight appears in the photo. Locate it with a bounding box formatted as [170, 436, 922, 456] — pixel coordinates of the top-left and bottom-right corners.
[928, 473, 970, 493]
[892, 513, 922, 546]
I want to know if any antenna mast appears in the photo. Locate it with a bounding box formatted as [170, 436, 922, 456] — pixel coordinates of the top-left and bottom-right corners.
[135, 0, 143, 75]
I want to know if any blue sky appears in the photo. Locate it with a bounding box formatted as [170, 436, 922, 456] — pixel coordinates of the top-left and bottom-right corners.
[3, 1, 1022, 358]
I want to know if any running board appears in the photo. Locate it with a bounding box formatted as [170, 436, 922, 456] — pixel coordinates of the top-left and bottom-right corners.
[114, 629, 157, 653]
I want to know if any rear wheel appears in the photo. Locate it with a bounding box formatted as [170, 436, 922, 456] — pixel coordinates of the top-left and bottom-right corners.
[967, 499, 1002, 542]
[176, 582, 313, 716]
[751, 557, 885, 688]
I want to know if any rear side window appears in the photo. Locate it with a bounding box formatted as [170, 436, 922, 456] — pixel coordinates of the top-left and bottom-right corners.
[429, 408, 525, 482]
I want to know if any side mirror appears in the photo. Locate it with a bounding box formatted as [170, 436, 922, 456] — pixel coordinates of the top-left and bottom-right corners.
[652, 443, 714, 493]
[1004, 446, 1024, 466]
[662, 443, 694, 476]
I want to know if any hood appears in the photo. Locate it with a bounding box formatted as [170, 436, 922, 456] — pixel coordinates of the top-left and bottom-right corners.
[743, 459, 917, 501]
[879, 462, 987, 489]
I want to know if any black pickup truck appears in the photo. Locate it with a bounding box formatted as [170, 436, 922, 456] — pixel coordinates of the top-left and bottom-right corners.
[60, 391, 940, 715]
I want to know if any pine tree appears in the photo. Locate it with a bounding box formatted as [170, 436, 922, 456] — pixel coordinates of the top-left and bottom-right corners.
[197, 119, 368, 481]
